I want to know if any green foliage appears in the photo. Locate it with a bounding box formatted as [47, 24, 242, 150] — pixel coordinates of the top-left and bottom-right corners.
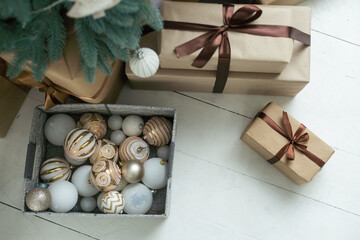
[0, 0, 163, 83]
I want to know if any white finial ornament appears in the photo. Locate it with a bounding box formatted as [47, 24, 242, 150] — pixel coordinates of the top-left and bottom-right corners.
[129, 48, 159, 78]
[67, 0, 121, 19]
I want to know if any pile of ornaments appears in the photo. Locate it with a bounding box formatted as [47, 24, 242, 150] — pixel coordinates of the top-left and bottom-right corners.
[25, 112, 172, 215]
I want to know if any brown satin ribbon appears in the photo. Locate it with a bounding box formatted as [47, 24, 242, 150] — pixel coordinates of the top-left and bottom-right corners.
[257, 111, 325, 168]
[164, 5, 311, 93]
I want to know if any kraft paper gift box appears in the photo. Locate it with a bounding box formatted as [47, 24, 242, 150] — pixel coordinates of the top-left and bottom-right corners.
[255, 0, 304, 5]
[241, 102, 334, 184]
[158, 1, 309, 74]
[1, 29, 124, 109]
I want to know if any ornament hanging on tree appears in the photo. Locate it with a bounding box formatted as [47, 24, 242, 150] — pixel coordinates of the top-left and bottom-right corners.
[90, 159, 122, 192]
[143, 117, 172, 147]
[119, 136, 150, 164]
[79, 113, 107, 139]
[129, 48, 159, 78]
[89, 139, 118, 164]
[25, 187, 52, 212]
[99, 191, 125, 214]
[64, 128, 97, 161]
[40, 158, 73, 184]
[67, 0, 122, 19]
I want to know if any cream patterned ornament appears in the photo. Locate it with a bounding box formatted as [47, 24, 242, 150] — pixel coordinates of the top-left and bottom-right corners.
[90, 139, 118, 164]
[143, 117, 172, 147]
[90, 159, 122, 192]
[119, 136, 150, 164]
[129, 48, 159, 78]
[40, 158, 73, 184]
[67, 0, 121, 19]
[64, 128, 97, 161]
[78, 113, 107, 139]
[100, 191, 125, 214]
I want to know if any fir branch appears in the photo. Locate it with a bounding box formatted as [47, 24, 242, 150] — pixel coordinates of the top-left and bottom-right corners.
[46, 5, 66, 62]
[140, 0, 163, 31]
[0, 0, 31, 23]
[75, 19, 98, 68]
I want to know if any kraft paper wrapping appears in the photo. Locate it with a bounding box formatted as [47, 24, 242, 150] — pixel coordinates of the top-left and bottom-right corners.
[241, 102, 334, 184]
[2, 31, 124, 104]
[159, 2, 299, 73]
[255, 0, 304, 5]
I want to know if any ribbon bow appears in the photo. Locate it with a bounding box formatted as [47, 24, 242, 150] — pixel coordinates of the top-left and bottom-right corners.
[164, 5, 311, 93]
[258, 111, 325, 168]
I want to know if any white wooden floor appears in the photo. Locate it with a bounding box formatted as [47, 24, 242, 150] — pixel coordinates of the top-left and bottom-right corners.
[1, 0, 360, 239]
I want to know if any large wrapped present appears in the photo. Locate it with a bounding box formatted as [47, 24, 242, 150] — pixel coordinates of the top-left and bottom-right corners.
[2, 30, 124, 110]
[241, 102, 334, 184]
[255, 0, 304, 5]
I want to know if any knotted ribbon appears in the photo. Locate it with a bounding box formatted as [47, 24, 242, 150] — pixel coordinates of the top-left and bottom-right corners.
[164, 5, 311, 93]
[258, 111, 325, 168]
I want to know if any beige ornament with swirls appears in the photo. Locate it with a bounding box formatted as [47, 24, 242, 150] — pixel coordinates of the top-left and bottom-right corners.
[143, 117, 172, 147]
[90, 139, 118, 164]
[119, 136, 149, 164]
[90, 159, 122, 192]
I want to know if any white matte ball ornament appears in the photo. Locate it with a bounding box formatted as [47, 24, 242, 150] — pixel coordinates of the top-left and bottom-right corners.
[48, 181, 78, 213]
[110, 130, 126, 146]
[97, 192, 105, 210]
[142, 158, 168, 189]
[122, 115, 144, 137]
[80, 197, 97, 212]
[121, 183, 153, 214]
[108, 115, 123, 130]
[157, 146, 170, 161]
[129, 48, 159, 78]
[71, 165, 99, 197]
[44, 114, 76, 146]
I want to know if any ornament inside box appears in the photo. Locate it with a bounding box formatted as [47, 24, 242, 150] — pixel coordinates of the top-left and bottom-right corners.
[23, 104, 176, 217]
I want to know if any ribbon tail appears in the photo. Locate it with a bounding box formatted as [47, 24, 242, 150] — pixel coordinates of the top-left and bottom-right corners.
[213, 34, 230, 93]
[282, 112, 293, 140]
[286, 144, 295, 160]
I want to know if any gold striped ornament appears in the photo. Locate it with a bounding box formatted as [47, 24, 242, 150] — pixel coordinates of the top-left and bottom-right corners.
[143, 117, 172, 147]
[78, 113, 107, 139]
[100, 191, 125, 214]
[40, 158, 73, 184]
[64, 128, 97, 161]
[119, 136, 149, 164]
[90, 159, 122, 192]
[89, 139, 118, 164]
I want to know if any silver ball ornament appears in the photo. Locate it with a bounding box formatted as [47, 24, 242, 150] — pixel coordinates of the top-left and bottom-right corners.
[121, 160, 145, 183]
[25, 187, 52, 212]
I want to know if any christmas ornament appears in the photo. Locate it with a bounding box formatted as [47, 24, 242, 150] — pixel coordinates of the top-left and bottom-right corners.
[97, 192, 105, 210]
[78, 113, 107, 139]
[40, 158, 73, 184]
[44, 114, 76, 146]
[108, 115, 123, 130]
[80, 197, 97, 212]
[48, 181, 78, 213]
[122, 115, 144, 136]
[65, 152, 87, 166]
[121, 160, 145, 184]
[142, 158, 168, 190]
[67, 0, 121, 19]
[122, 183, 153, 214]
[129, 48, 159, 78]
[71, 165, 99, 197]
[143, 117, 172, 147]
[100, 191, 125, 214]
[114, 177, 128, 192]
[110, 130, 126, 146]
[89, 139, 118, 164]
[90, 159, 122, 192]
[25, 187, 51, 212]
[64, 128, 97, 161]
[119, 136, 149, 164]
[35, 182, 48, 188]
[157, 145, 170, 161]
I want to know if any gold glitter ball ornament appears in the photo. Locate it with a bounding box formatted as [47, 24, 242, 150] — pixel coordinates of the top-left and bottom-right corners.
[25, 187, 52, 212]
[64, 128, 97, 161]
[78, 113, 107, 139]
[143, 117, 172, 147]
[90, 159, 122, 192]
[90, 139, 118, 164]
[119, 136, 150, 164]
[40, 158, 73, 184]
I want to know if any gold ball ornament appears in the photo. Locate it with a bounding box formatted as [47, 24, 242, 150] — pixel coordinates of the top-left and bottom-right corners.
[25, 187, 52, 212]
[78, 113, 107, 139]
[143, 117, 172, 147]
[90, 159, 122, 192]
[90, 139, 118, 164]
[64, 128, 97, 161]
[121, 160, 145, 183]
[40, 158, 73, 184]
[119, 136, 150, 164]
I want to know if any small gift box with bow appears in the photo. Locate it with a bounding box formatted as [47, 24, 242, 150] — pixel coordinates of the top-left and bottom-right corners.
[241, 102, 334, 184]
